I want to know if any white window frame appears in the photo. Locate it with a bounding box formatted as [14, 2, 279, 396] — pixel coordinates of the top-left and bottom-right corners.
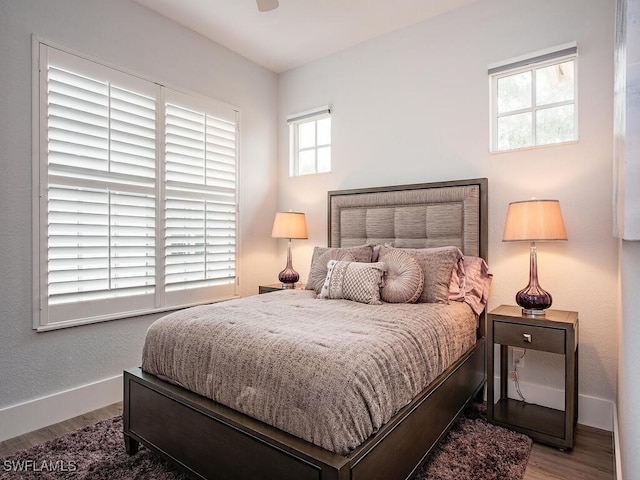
[489, 43, 578, 153]
[32, 39, 240, 331]
[287, 106, 331, 176]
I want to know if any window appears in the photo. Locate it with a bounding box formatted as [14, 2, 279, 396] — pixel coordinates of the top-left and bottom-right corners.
[34, 43, 238, 330]
[288, 106, 331, 176]
[489, 44, 577, 152]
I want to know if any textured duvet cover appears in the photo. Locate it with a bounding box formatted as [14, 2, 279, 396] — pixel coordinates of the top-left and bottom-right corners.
[141, 290, 477, 455]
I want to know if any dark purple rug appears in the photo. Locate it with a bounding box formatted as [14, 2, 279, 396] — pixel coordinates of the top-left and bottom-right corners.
[0, 403, 531, 480]
[416, 403, 532, 480]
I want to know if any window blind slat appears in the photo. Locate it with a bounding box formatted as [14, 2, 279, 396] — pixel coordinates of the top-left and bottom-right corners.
[48, 93, 108, 122]
[48, 115, 108, 141]
[49, 285, 155, 306]
[48, 278, 110, 297]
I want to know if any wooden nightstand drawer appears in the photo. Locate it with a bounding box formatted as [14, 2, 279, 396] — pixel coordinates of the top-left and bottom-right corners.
[494, 321, 565, 354]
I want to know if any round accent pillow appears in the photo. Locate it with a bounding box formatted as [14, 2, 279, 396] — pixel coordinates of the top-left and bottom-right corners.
[380, 249, 424, 303]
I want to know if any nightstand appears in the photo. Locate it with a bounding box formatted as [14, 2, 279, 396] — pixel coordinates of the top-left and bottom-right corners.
[258, 283, 305, 294]
[487, 305, 578, 449]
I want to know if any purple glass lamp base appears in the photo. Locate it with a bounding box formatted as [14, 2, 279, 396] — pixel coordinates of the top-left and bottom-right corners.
[516, 285, 552, 316]
[278, 240, 299, 289]
[278, 267, 299, 289]
[517, 241, 552, 317]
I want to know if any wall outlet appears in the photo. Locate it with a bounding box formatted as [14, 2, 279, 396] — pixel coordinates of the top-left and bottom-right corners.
[512, 347, 525, 369]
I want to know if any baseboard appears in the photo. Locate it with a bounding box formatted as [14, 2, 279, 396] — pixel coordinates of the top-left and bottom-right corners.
[613, 403, 623, 480]
[579, 393, 614, 431]
[0, 374, 614, 444]
[0, 374, 122, 443]
[493, 376, 614, 431]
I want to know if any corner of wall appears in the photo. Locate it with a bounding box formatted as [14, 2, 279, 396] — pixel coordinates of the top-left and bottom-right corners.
[613, 402, 623, 480]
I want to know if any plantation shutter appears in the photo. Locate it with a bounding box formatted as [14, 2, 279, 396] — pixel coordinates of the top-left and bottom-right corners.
[37, 44, 239, 330]
[43, 46, 158, 326]
[163, 91, 238, 305]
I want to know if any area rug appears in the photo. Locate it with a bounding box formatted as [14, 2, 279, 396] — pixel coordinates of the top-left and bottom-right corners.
[0, 403, 532, 480]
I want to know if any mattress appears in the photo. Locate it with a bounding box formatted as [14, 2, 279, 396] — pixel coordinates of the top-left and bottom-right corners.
[141, 290, 477, 455]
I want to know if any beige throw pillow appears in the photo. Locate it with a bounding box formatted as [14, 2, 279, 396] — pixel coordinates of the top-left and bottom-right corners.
[379, 248, 424, 303]
[380, 245, 462, 303]
[306, 245, 374, 294]
[319, 260, 386, 305]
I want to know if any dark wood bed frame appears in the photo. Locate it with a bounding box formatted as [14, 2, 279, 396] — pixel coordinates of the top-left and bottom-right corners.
[123, 178, 488, 480]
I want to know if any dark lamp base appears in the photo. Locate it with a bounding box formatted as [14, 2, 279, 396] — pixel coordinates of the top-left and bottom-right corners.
[278, 239, 299, 289]
[516, 285, 552, 317]
[277, 265, 299, 289]
[515, 241, 553, 318]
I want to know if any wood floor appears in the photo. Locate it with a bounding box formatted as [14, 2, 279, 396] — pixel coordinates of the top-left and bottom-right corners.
[0, 403, 614, 480]
[0, 403, 123, 459]
[524, 424, 614, 480]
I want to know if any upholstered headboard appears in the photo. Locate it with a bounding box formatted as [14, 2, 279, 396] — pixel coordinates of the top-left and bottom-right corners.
[328, 178, 488, 260]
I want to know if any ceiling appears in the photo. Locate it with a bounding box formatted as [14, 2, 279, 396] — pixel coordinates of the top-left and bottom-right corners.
[132, 0, 479, 73]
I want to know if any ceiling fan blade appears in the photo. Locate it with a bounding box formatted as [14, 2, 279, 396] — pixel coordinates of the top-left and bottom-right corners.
[257, 0, 279, 12]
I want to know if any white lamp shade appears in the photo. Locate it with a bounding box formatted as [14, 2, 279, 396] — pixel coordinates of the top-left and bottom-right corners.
[502, 200, 567, 242]
[271, 212, 308, 239]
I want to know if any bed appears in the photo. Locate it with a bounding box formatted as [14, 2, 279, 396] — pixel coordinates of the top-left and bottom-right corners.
[123, 177, 489, 480]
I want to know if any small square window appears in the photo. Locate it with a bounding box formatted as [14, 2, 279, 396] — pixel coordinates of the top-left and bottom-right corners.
[490, 48, 577, 152]
[288, 107, 331, 176]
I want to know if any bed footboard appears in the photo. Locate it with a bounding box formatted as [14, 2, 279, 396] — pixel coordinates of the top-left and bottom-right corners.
[124, 368, 347, 480]
[123, 339, 485, 480]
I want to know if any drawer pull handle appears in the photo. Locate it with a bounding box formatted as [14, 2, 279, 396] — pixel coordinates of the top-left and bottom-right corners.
[523, 333, 532, 343]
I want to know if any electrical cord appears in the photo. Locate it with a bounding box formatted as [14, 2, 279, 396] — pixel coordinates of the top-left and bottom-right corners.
[512, 348, 527, 402]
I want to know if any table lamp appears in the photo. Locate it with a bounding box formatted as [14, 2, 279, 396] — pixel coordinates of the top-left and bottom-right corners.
[271, 211, 308, 288]
[502, 199, 567, 316]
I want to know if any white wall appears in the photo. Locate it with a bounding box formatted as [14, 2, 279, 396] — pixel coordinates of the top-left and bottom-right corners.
[619, 240, 640, 479]
[278, 0, 617, 429]
[614, 0, 640, 241]
[0, 0, 279, 439]
[615, 0, 640, 478]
